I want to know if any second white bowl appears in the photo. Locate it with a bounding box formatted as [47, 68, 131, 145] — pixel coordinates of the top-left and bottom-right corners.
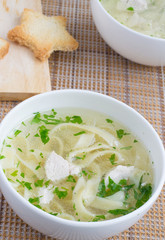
[91, 0, 165, 66]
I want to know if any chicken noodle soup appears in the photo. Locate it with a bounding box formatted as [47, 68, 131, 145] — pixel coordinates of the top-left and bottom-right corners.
[0, 108, 153, 222]
[100, 0, 165, 39]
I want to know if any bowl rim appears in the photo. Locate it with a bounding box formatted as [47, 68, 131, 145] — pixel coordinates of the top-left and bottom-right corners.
[94, 0, 165, 42]
[0, 89, 164, 228]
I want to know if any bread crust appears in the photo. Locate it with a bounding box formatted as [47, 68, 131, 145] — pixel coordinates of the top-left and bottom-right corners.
[0, 38, 9, 59]
[8, 9, 79, 61]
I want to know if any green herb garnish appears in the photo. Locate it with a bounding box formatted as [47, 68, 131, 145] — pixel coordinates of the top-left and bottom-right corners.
[116, 129, 130, 139]
[0, 155, 5, 160]
[39, 125, 50, 144]
[134, 175, 152, 208]
[92, 215, 105, 222]
[45, 180, 50, 187]
[109, 154, 116, 165]
[11, 170, 18, 177]
[34, 179, 44, 187]
[53, 187, 68, 199]
[73, 203, 76, 210]
[75, 154, 86, 160]
[16, 179, 32, 190]
[26, 133, 30, 138]
[21, 121, 26, 126]
[7, 136, 12, 140]
[49, 212, 58, 216]
[17, 148, 23, 152]
[20, 172, 25, 178]
[66, 115, 83, 124]
[31, 112, 41, 124]
[120, 146, 132, 150]
[29, 197, 40, 204]
[106, 119, 113, 124]
[16, 161, 20, 168]
[108, 208, 135, 215]
[40, 152, 44, 158]
[66, 175, 76, 183]
[97, 177, 134, 198]
[74, 131, 86, 136]
[127, 7, 134, 11]
[35, 162, 41, 170]
[14, 130, 22, 137]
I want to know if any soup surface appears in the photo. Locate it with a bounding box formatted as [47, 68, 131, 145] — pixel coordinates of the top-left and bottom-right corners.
[100, 0, 165, 39]
[0, 108, 153, 222]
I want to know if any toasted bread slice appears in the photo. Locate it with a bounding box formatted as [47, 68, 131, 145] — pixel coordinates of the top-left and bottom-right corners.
[0, 38, 9, 59]
[8, 9, 79, 61]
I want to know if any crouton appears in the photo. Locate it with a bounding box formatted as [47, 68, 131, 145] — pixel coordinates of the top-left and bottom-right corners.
[8, 8, 79, 61]
[0, 38, 9, 59]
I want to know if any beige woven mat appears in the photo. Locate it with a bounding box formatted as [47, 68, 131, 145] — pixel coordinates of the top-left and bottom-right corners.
[0, 0, 165, 239]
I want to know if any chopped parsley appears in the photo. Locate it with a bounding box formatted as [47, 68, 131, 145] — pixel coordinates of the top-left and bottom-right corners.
[29, 197, 40, 204]
[116, 129, 130, 139]
[120, 146, 132, 150]
[34, 133, 39, 137]
[0, 155, 5, 160]
[35, 162, 41, 170]
[108, 208, 135, 215]
[53, 187, 68, 199]
[16, 179, 32, 190]
[11, 170, 18, 177]
[73, 203, 76, 210]
[34, 179, 44, 187]
[97, 177, 134, 198]
[16, 161, 20, 168]
[24, 182, 32, 190]
[7, 136, 12, 140]
[31, 112, 41, 124]
[30, 149, 34, 152]
[14, 130, 22, 137]
[75, 154, 86, 160]
[26, 133, 30, 138]
[49, 212, 58, 216]
[8, 178, 15, 183]
[74, 131, 86, 136]
[127, 7, 134, 11]
[21, 121, 26, 126]
[20, 172, 25, 178]
[134, 139, 138, 143]
[92, 215, 105, 222]
[6, 145, 11, 147]
[66, 175, 76, 183]
[71, 186, 75, 191]
[134, 175, 152, 208]
[28, 197, 42, 209]
[66, 115, 83, 124]
[45, 180, 50, 187]
[40, 152, 44, 158]
[39, 125, 50, 144]
[17, 148, 23, 152]
[106, 118, 113, 124]
[109, 154, 116, 165]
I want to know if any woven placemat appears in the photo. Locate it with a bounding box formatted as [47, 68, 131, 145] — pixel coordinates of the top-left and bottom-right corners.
[0, 0, 164, 239]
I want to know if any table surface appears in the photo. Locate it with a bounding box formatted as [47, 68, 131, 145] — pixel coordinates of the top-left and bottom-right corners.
[0, 0, 165, 239]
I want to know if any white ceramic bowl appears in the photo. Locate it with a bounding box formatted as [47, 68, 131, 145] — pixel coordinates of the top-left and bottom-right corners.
[0, 90, 164, 240]
[91, 0, 165, 66]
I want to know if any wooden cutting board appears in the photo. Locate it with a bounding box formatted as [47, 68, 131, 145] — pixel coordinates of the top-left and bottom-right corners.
[0, 0, 51, 101]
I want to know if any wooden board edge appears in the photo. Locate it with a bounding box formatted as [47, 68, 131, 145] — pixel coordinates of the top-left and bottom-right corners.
[0, 89, 52, 101]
